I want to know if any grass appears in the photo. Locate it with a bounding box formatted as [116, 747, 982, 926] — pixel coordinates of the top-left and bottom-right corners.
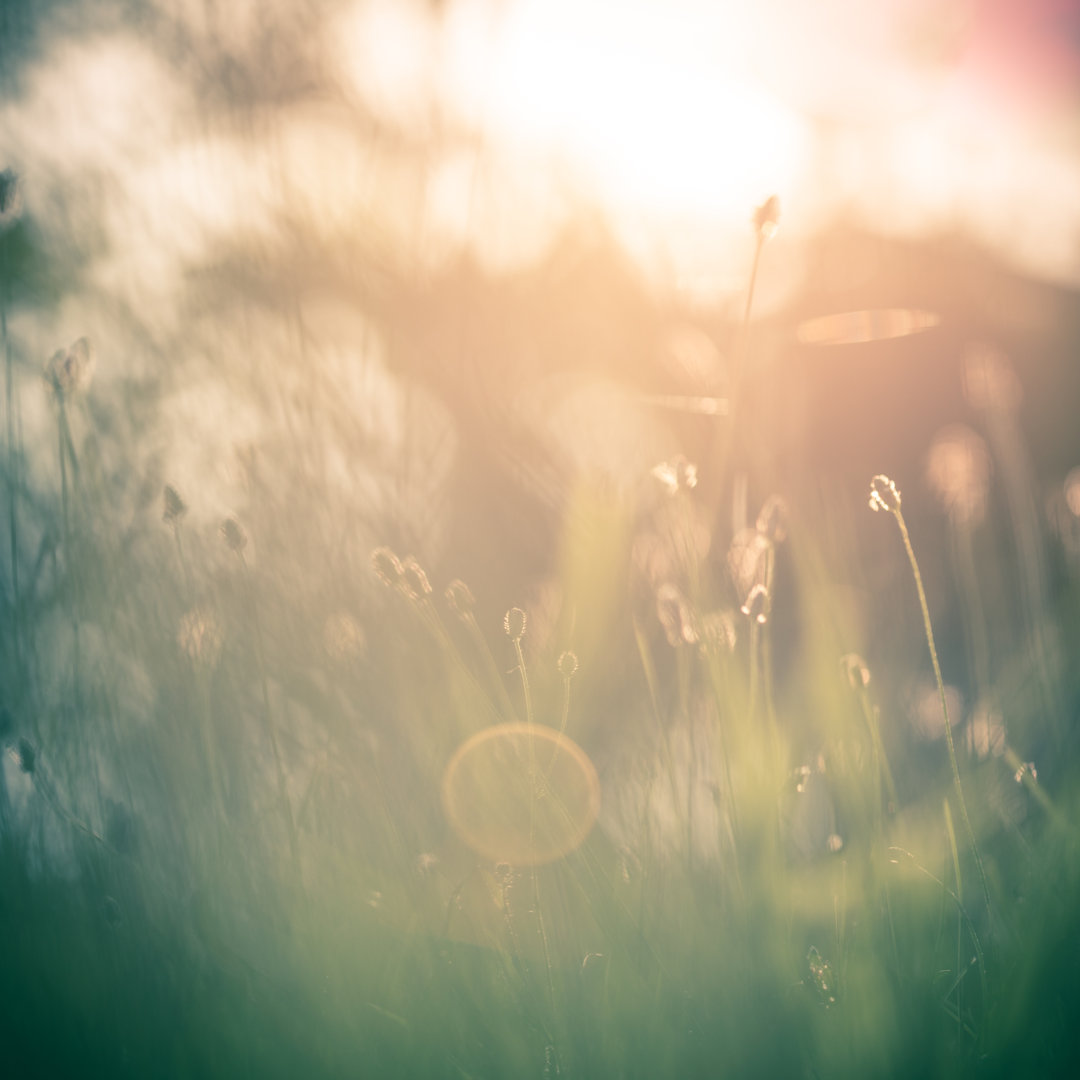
[1, 203, 1079, 1080]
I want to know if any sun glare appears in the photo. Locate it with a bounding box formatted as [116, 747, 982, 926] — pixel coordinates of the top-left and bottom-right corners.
[482, 2, 808, 226]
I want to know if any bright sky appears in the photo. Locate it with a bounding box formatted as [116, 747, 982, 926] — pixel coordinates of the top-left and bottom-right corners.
[331, 0, 1080, 292]
[3, 0, 1079, 304]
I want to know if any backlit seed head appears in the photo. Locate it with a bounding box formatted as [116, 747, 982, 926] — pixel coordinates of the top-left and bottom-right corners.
[0, 169, 22, 231]
[220, 517, 247, 553]
[752, 194, 781, 240]
[323, 612, 366, 661]
[162, 484, 187, 526]
[177, 606, 224, 668]
[44, 337, 95, 398]
[727, 527, 771, 602]
[656, 584, 698, 646]
[1014, 761, 1037, 784]
[400, 557, 432, 600]
[755, 494, 789, 545]
[504, 607, 527, 641]
[444, 578, 476, 618]
[651, 455, 698, 495]
[840, 653, 871, 690]
[557, 650, 579, 679]
[371, 547, 403, 587]
[868, 474, 901, 514]
[740, 583, 771, 624]
[793, 764, 811, 794]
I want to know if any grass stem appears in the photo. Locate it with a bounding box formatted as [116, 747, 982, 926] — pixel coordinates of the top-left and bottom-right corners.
[889, 495, 993, 924]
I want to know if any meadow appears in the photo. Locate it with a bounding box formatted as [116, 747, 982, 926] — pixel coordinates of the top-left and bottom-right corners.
[3, 5, 1080, 1078]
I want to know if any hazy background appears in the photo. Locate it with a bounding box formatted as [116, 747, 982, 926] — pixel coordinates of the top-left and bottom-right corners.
[2, 1, 1080, 1076]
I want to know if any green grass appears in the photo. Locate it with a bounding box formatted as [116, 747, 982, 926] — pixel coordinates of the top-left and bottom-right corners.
[2, 216, 1080, 1080]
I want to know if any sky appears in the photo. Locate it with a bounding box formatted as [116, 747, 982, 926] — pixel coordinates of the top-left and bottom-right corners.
[4, 0, 1080, 294]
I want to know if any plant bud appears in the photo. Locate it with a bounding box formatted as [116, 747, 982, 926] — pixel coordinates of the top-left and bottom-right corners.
[752, 194, 780, 240]
[755, 494, 789, 544]
[444, 578, 476, 618]
[220, 517, 247, 553]
[557, 650, 579, 678]
[840, 653, 870, 690]
[740, 583, 771, 624]
[400, 557, 432, 600]
[503, 607, 527, 641]
[868, 474, 902, 514]
[44, 337, 95, 398]
[163, 484, 187, 526]
[371, 547, 403, 587]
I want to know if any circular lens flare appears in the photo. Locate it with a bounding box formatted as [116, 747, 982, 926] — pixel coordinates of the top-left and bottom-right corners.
[442, 723, 601, 866]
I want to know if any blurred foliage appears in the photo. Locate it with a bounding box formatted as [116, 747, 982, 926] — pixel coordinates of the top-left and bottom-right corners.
[3, 2, 1080, 1078]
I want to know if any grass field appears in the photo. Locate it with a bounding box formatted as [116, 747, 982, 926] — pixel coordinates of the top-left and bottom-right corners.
[3, 5, 1080, 1077]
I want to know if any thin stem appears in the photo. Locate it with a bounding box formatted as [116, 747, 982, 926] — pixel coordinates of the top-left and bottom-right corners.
[532, 866, 556, 1014]
[240, 552, 301, 879]
[893, 507, 993, 922]
[747, 621, 760, 725]
[513, 638, 533, 727]
[2, 303, 18, 665]
[464, 612, 517, 720]
[729, 232, 766, 428]
[58, 399, 81, 710]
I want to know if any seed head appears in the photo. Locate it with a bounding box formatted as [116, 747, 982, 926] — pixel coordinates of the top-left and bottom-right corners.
[44, 337, 95, 398]
[755, 494, 789, 545]
[752, 194, 781, 241]
[503, 607, 527, 641]
[371, 547, 403, 587]
[656, 584, 698, 646]
[651, 455, 698, 495]
[177, 606, 224, 668]
[162, 484, 187, 526]
[727, 527, 770, 602]
[444, 578, 476, 618]
[0, 169, 22, 232]
[868, 474, 901, 514]
[323, 612, 365, 661]
[1014, 761, 1037, 784]
[557, 650, 579, 679]
[220, 517, 247, 553]
[740, 583, 771, 624]
[840, 653, 871, 690]
[400, 557, 432, 600]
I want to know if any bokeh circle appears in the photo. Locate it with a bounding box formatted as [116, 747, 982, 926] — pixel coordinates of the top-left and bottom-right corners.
[442, 723, 601, 866]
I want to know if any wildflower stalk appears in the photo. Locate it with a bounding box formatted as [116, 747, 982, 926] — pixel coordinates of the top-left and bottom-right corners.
[870, 476, 992, 921]
[2, 302, 18, 666]
[228, 528, 301, 880]
[448, 589, 517, 722]
[56, 398, 83, 710]
[505, 608, 532, 726]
